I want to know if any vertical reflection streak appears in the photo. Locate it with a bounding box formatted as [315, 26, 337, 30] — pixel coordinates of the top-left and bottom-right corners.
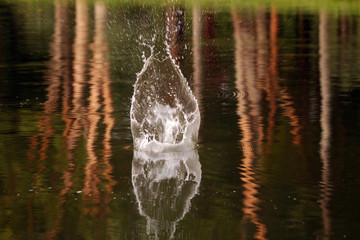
[61, 7, 73, 141]
[72, 0, 88, 116]
[62, 0, 89, 197]
[266, 8, 302, 147]
[43, 1, 71, 239]
[265, 9, 279, 148]
[255, 9, 267, 86]
[319, 10, 332, 239]
[60, 0, 75, 197]
[255, 9, 267, 144]
[34, 0, 65, 182]
[82, 1, 103, 203]
[97, 1, 116, 193]
[25, 0, 116, 237]
[82, 1, 115, 210]
[232, 9, 267, 240]
[33, 0, 66, 191]
[192, 5, 203, 118]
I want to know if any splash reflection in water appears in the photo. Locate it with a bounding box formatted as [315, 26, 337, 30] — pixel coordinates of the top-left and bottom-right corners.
[132, 150, 201, 239]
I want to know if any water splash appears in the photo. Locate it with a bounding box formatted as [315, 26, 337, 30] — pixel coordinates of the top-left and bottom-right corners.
[130, 53, 200, 153]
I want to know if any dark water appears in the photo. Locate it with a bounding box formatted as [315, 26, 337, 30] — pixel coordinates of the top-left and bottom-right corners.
[1, 1, 360, 239]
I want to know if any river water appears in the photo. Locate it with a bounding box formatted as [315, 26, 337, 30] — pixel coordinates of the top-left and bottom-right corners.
[0, 1, 360, 239]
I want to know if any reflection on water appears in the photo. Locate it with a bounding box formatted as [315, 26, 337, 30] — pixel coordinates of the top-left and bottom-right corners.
[83, 0, 116, 214]
[319, 10, 332, 240]
[1, 1, 360, 239]
[192, 5, 204, 120]
[25, 0, 115, 238]
[264, 8, 279, 147]
[232, 8, 267, 240]
[132, 150, 201, 239]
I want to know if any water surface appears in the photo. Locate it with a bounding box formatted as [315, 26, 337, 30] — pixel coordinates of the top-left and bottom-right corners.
[0, 1, 360, 240]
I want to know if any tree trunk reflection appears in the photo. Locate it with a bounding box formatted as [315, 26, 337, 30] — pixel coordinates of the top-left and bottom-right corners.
[319, 10, 332, 240]
[232, 8, 267, 240]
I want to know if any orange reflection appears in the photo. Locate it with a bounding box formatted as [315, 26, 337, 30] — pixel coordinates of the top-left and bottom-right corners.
[82, 1, 116, 215]
[59, 0, 82, 197]
[27, 1, 116, 238]
[265, 8, 302, 148]
[61, 0, 89, 197]
[58, 0, 90, 199]
[255, 9, 267, 144]
[319, 10, 332, 240]
[232, 9, 267, 240]
[255, 8, 267, 87]
[30, 0, 69, 191]
[97, 0, 115, 196]
[72, 0, 89, 117]
[279, 89, 302, 145]
[32, 1, 72, 239]
[264, 8, 279, 148]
